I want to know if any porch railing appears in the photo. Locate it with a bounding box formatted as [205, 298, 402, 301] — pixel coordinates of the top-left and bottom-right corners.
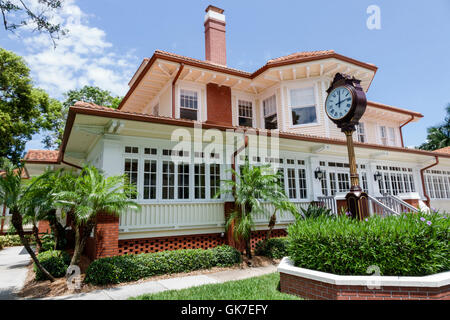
[317, 196, 338, 215]
[368, 195, 399, 217]
[253, 202, 310, 225]
[376, 194, 419, 214]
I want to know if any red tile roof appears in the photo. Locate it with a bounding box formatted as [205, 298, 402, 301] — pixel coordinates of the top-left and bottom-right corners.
[434, 147, 450, 155]
[267, 50, 336, 64]
[23, 150, 60, 163]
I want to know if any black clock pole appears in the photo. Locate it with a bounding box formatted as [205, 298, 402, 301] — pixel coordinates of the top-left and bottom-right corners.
[325, 73, 370, 220]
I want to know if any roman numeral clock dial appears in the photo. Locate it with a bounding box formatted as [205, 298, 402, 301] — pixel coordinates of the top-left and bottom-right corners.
[325, 86, 353, 120]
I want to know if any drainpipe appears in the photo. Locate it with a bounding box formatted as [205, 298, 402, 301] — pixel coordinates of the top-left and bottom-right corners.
[399, 115, 414, 148]
[231, 134, 249, 184]
[420, 155, 439, 206]
[172, 63, 185, 118]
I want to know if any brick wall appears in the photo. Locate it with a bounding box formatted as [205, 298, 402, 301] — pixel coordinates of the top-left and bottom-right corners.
[38, 220, 51, 236]
[280, 273, 450, 300]
[206, 83, 232, 126]
[84, 212, 119, 260]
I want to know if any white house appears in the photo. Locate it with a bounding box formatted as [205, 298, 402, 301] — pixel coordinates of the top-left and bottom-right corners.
[23, 5, 450, 259]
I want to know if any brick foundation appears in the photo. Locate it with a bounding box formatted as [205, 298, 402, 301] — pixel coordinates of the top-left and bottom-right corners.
[118, 233, 225, 255]
[279, 272, 450, 300]
[250, 229, 287, 249]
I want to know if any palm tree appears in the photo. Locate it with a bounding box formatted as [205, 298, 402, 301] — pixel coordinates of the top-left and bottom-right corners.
[55, 165, 140, 267]
[217, 161, 297, 259]
[419, 104, 450, 150]
[21, 169, 74, 251]
[0, 164, 55, 281]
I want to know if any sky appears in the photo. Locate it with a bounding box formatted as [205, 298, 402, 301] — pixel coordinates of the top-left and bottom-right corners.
[1, 0, 449, 150]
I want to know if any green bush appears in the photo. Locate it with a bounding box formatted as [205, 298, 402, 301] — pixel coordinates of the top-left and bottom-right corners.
[287, 213, 450, 276]
[34, 250, 71, 280]
[300, 204, 332, 219]
[255, 238, 289, 259]
[85, 245, 242, 285]
[40, 234, 56, 252]
[0, 235, 24, 247]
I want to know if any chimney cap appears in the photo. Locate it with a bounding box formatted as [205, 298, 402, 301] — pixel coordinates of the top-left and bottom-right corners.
[205, 5, 224, 14]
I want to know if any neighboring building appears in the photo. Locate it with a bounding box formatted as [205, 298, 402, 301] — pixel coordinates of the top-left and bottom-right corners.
[23, 6, 450, 259]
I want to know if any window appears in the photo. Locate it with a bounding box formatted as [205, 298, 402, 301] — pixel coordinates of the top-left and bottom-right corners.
[356, 123, 366, 143]
[210, 164, 221, 198]
[125, 146, 139, 154]
[360, 172, 368, 192]
[195, 164, 206, 199]
[124, 158, 138, 199]
[263, 95, 277, 129]
[298, 169, 307, 199]
[425, 170, 450, 199]
[337, 173, 350, 192]
[177, 163, 190, 199]
[143, 160, 157, 200]
[162, 161, 175, 199]
[379, 126, 387, 145]
[180, 89, 198, 120]
[329, 173, 337, 196]
[376, 166, 416, 195]
[289, 87, 317, 126]
[238, 100, 253, 127]
[388, 127, 396, 146]
[287, 168, 297, 199]
[321, 173, 328, 196]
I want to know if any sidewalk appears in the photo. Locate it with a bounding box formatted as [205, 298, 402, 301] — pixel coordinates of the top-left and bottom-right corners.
[0, 246, 31, 300]
[46, 265, 277, 300]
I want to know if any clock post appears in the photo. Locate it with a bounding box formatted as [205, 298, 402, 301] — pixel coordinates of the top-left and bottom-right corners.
[325, 73, 369, 220]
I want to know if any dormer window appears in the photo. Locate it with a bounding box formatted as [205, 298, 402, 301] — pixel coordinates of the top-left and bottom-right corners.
[263, 95, 277, 130]
[238, 100, 253, 127]
[289, 87, 317, 126]
[180, 89, 198, 120]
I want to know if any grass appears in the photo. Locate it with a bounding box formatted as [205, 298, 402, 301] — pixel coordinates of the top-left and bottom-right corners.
[131, 273, 301, 300]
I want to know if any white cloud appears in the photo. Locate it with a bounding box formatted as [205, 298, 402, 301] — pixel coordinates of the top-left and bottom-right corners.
[14, 0, 138, 98]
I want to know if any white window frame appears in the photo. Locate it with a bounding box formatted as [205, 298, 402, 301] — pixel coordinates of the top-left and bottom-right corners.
[237, 99, 255, 128]
[177, 83, 203, 122]
[356, 122, 366, 143]
[287, 85, 319, 128]
[388, 127, 397, 146]
[261, 94, 278, 130]
[379, 125, 387, 145]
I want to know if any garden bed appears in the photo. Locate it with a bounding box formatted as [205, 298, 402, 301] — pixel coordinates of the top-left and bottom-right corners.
[17, 253, 276, 299]
[278, 257, 450, 300]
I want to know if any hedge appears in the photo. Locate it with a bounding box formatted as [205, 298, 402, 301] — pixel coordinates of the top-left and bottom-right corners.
[254, 238, 288, 259]
[287, 213, 449, 276]
[34, 250, 71, 280]
[85, 245, 242, 285]
[0, 235, 31, 248]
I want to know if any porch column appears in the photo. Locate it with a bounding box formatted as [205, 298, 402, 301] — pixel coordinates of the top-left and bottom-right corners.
[87, 212, 119, 260]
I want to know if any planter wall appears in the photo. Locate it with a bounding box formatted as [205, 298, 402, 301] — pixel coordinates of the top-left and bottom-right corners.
[278, 258, 450, 300]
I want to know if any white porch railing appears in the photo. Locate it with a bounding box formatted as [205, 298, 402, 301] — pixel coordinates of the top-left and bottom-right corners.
[376, 194, 420, 214]
[253, 202, 310, 225]
[119, 202, 226, 232]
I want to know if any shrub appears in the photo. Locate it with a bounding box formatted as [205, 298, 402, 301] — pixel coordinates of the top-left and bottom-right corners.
[300, 204, 332, 219]
[85, 245, 242, 285]
[34, 250, 71, 280]
[287, 213, 450, 276]
[255, 238, 289, 259]
[0, 235, 25, 247]
[40, 234, 56, 252]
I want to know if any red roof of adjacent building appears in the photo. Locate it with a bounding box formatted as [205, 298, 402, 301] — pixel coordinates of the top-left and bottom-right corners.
[434, 147, 450, 155]
[23, 150, 60, 163]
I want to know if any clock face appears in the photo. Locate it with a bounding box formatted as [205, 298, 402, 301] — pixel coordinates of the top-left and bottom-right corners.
[325, 86, 353, 120]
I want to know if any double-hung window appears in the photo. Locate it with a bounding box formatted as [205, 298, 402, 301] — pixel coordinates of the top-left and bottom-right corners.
[124, 158, 138, 199]
[379, 126, 387, 145]
[177, 163, 190, 199]
[210, 164, 221, 198]
[143, 160, 157, 200]
[238, 100, 253, 127]
[195, 164, 206, 199]
[263, 95, 277, 130]
[162, 161, 175, 199]
[289, 87, 317, 126]
[388, 127, 396, 146]
[356, 123, 366, 143]
[180, 89, 198, 120]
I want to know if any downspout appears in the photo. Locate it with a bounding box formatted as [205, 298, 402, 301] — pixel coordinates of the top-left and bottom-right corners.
[172, 63, 185, 118]
[420, 155, 439, 206]
[399, 115, 414, 148]
[231, 134, 249, 186]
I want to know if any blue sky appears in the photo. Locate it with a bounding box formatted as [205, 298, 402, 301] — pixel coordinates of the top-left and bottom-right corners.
[1, 0, 449, 149]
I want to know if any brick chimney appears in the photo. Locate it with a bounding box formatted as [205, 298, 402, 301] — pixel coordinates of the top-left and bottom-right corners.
[204, 5, 226, 66]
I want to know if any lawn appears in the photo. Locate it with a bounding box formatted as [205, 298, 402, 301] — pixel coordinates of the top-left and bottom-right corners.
[131, 273, 301, 300]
